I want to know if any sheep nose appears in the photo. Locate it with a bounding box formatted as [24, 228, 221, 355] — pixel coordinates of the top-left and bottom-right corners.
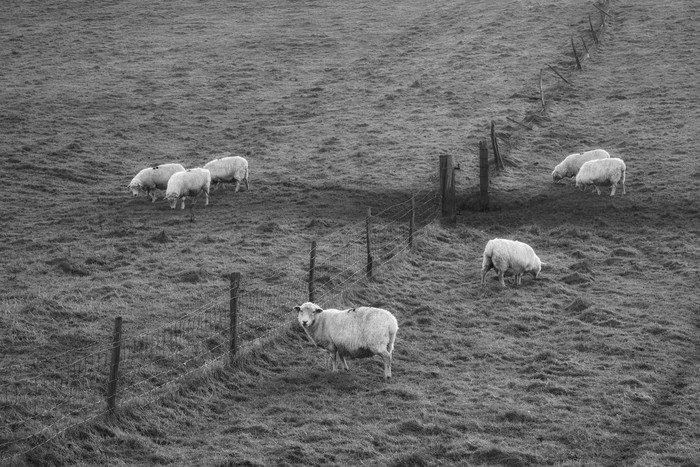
[301, 320, 308, 327]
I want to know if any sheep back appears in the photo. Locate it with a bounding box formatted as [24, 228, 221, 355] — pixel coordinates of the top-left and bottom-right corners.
[309, 307, 397, 356]
[129, 163, 186, 194]
[575, 157, 626, 195]
[165, 168, 211, 208]
[481, 238, 542, 286]
[204, 155, 248, 184]
[552, 149, 610, 182]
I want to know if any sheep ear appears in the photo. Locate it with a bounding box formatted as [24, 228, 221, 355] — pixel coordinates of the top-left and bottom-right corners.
[293, 306, 301, 312]
[314, 307, 323, 314]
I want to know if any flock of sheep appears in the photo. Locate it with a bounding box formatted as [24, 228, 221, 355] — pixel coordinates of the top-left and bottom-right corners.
[126, 148, 626, 381]
[127, 153, 249, 209]
[290, 148, 627, 381]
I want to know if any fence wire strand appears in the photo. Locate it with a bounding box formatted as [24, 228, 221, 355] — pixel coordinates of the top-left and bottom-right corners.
[1, 180, 440, 462]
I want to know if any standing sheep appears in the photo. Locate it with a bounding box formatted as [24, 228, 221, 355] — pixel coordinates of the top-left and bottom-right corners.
[552, 149, 610, 183]
[294, 302, 398, 381]
[481, 238, 543, 287]
[203, 154, 249, 193]
[164, 168, 211, 210]
[128, 163, 186, 202]
[575, 157, 627, 196]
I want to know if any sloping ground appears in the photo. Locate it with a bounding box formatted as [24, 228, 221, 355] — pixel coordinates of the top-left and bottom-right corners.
[2, 0, 699, 465]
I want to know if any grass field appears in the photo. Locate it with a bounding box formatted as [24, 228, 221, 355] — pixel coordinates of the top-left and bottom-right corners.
[1, 0, 699, 465]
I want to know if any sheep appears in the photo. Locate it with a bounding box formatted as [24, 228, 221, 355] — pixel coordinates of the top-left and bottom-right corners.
[294, 302, 398, 381]
[552, 149, 610, 183]
[481, 238, 543, 287]
[203, 154, 249, 193]
[164, 168, 211, 209]
[575, 157, 627, 196]
[128, 163, 186, 202]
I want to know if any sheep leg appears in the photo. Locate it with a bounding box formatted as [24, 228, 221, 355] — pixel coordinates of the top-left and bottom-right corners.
[378, 350, 392, 381]
[234, 180, 241, 193]
[331, 351, 339, 372]
[340, 355, 349, 371]
[244, 178, 249, 191]
[594, 185, 601, 195]
[180, 198, 186, 210]
[610, 183, 617, 196]
[149, 190, 157, 203]
[515, 273, 522, 286]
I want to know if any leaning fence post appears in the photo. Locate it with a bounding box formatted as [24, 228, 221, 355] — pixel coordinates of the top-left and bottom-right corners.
[479, 141, 489, 211]
[366, 208, 373, 279]
[439, 154, 456, 222]
[229, 273, 240, 364]
[107, 316, 122, 415]
[491, 121, 504, 170]
[589, 15, 599, 44]
[308, 241, 316, 302]
[408, 193, 415, 248]
[539, 68, 546, 109]
[571, 35, 582, 70]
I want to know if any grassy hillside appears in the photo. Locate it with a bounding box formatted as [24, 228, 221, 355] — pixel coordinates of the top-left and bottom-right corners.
[2, 0, 699, 465]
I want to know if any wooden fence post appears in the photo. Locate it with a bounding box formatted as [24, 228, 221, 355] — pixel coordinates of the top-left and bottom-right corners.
[439, 154, 456, 222]
[107, 316, 122, 415]
[491, 121, 504, 170]
[589, 15, 599, 44]
[571, 35, 582, 70]
[479, 141, 489, 211]
[229, 273, 240, 364]
[308, 241, 316, 302]
[539, 68, 546, 109]
[408, 193, 415, 248]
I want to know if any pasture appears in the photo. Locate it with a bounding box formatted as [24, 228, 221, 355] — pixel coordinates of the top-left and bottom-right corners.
[1, 0, 699, 465]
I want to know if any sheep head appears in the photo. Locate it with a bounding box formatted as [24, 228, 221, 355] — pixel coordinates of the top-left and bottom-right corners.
[294, 302, 323, 328]
[164, 193, 179, 209]
[128, 183, 142, 197]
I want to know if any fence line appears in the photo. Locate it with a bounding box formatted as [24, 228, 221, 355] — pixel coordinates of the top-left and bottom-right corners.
[0, 176, 440, 462]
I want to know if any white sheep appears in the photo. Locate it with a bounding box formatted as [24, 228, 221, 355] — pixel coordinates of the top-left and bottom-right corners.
[575, 157, 627, 196]
[294, 302, 398, 381]
[128, 163, 186, 202]
[481, 238, 543, 287]
[164, 168, 211, 209]
[552, 149, 610, 183]
[203, 154, 249, 193]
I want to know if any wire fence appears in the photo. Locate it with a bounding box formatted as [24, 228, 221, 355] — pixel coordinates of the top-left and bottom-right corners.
[0, 176, 440, 462]
[0, 2, 613, 459]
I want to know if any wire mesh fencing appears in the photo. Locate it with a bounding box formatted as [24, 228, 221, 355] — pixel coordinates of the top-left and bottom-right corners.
[0, 178, 440, 462]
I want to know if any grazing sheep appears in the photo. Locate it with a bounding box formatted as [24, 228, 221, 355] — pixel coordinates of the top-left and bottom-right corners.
[128, 163, 186, 202]
[481, 238, 543, 287]
[203, 154, 249, 193]
[552, 149, 610, 183]
[294, 302, 398, 381]
[164, 168, 211, 209]
[575, 157, 627, 196]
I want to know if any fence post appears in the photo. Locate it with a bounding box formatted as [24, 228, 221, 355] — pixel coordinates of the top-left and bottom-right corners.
[107, 316, 122, 415]
[408, 193, 415, 248]
[308, 241, 316, 302]
[589, 15, 599, 44]
[366, 207, 373, 279]
[439, 154, 456, 222]
[571, 35, 582, 70]
[539, 68, 546, 109]
[229, 273, 240, 364]
[491, 121, 504, 170]
[479, 141, 489, 211]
